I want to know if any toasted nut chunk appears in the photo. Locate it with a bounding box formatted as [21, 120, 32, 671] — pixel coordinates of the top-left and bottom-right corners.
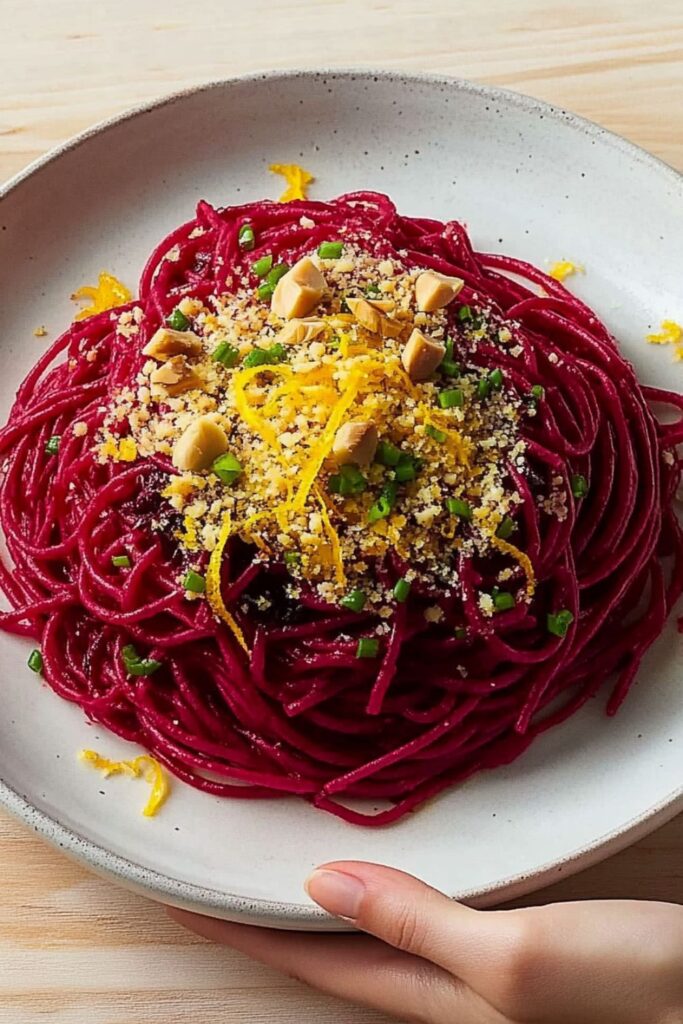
[271, 257, 325, 320]
[367, 298, 395, 313]
[401, 328, 445, 381]
[415, 270, 465, 312]
[332, 421, 378, 466]
[274, 318, 326, 346]
[150, 355, 203, 396]
[346, 297, 383, 334]
[172, 416, 227, 472]
[142, 327, 203, 360]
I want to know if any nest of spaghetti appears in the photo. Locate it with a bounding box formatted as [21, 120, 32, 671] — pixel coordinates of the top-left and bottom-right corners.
[1, 191, 681, 825]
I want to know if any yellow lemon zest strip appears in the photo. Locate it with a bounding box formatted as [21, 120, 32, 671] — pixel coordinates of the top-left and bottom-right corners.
[291, 370, 362, 511]
[548, 260, 584, 282]
[72, 272, 131, 320]
[79, 750, 169, 817]
[269, 163, 314, 202]
[646, 320, 683, 361]
[489, 534, 536, 599]
[314, 486, 346, 588]
[205, 513, 249, 652]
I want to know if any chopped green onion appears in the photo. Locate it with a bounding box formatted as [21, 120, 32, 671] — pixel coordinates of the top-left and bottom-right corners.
[571, 474, 589, 499]
[111, 554, 131, 568]
[547, 609, 574, 638]
[329, 463, 367, 496]
[425, 424, 446, 443]
[458, 304, 473, 322]
[443, 337, 455, 361]
[393, 578, 411, 602]
[212, 452, 242, 485]
[121, 644, 162, 677]
[341, 589, 366, 613]
[375, 440, 401, 467]
[45, 436, 60, 456]
[364, 282, 381, 297]
[27, 649, 43, 674]
[454, 626, 467, 640]
[476, 378, 491, 401]
[183, 570, 206, 594]
[438, 388, 464, 410]
[243, 343, 286, 368]
[495, 516, 516, 540]
[238, 224, 255, 251]
[367, 481, 398, 523]
[492, 590, 515, 612]
[393, 455, 418, 483]
[257, 281, 274, 301]
[441, 360, 461, 378]
[531, 384, 545, 401]
[284, 551, 301, 568]
[356, 636, 379, 658]
[211, 340, 240, 367]
[317, 241, 343, 260]
[252, 254, 273, 278]
[446, 498, 472, 520]
[166, 307, 190, 331]
[267, 263, 290, 287]
[489, 368, 504, 390]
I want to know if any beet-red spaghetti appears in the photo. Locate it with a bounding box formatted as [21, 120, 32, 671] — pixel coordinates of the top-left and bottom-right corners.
[1, 191, 681, 826]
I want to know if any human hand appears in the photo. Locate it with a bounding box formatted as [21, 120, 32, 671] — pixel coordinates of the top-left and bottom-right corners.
[169, 861, 683, 1023]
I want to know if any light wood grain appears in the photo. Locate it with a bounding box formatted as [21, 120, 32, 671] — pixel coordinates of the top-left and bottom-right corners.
[0, 0, 681, 1020]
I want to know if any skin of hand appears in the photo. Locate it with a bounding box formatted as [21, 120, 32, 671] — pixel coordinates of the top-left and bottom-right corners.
[169, 861, 683, 1024]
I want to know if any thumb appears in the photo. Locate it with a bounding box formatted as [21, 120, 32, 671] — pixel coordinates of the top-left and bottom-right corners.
[306, 861, 519, 980]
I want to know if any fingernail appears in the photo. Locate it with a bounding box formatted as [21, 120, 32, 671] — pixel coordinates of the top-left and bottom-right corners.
[305, 868, 365, 920]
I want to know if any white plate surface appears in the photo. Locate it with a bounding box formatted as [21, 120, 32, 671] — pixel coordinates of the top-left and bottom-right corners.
[0, 70, 681, 929]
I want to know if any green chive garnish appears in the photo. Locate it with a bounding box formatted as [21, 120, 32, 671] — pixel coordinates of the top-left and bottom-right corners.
[367, 481, 398, 523]
[531, 384, 545, 401]
[441, 360, 461, 377]
[425, 424, 446, 443]
[27, 649, 43, 674]
[166, 307, 190, 331]
[356, 637, 379, 658]
[212, 452, 242, 485]
[252, 254, 273, 278]
[284, 551, 301, 568]
[267, 263, 289, 287]
[211, 341, 240, 368]
[364, 282, 381, 298]
[547, 609, 574, 637]
[111, 554, 131, 568]
[393, 578, 411, 603]
[375, 441, 402, 467]
[458, 305, 473, 322]
[238, 224, 255, 251]
[489, 368, 504, 389]
[438, 388, 464, 410]
[393, 455, 418, 483]
[121, 644, 162, 677]
[495, 516, 516, 540]
[446, 498, 472, 520]
[329, 463, 367, 496]
[243, 343, 286, 368]
[493, 590, 515, 612]
[317, 241, 343, 259]
[183, 570, 206, 594]
[257, 282, 274, 301]
[45, 436, 60, 456]
[341, 589, 366, 613]
[571, 474, 589, 499]
[476, 378, 491, 400]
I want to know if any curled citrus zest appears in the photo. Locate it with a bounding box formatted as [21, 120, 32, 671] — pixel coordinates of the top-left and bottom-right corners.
[314, 486, 346, 588]
[646, 320, 683, 361]
[72, 272, 131, 320]
[489, 535, 536, 599]
[232, 364, 292, 449]
[548, 260, 584, 282]
[291, 370, 362, 511]
[269, 163, 314, 202]
[79, 749, 169, 817]
[206, 513, 249, 652]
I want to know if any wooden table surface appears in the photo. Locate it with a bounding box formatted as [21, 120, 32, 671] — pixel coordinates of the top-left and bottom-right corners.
[1, 1, 681, 1020]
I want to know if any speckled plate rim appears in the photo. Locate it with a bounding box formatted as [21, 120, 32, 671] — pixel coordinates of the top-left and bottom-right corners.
[0, 67, 681, 929]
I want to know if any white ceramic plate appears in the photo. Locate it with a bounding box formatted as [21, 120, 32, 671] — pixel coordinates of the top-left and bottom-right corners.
[0, 70, 681, 930]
